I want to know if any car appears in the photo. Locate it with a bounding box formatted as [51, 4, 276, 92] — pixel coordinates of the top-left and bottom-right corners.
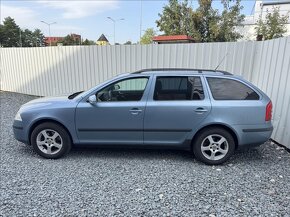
[13, 68, 273, 165]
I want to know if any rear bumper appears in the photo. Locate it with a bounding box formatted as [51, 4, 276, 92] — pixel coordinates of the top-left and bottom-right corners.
[234, 124, 273, 147]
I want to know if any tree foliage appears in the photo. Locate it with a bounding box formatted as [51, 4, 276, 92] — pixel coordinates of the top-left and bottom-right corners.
[0, 17, 21, 47]
[59, 35, 80, 46]
[0, 16, 45, 47]
[255, 6, 289, 40]
[82, 39, 95, 45]
[140, 28, 156, 44]
[124, 41, 132, 45]
[156, 0, 245, 42]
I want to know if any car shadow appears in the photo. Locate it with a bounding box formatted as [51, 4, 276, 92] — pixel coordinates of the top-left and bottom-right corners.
[18, 143, 268, 165]
[67, 145, 267, 165]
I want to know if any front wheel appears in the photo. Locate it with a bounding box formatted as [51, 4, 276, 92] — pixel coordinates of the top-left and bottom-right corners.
[31, 122, 71, 159]
[193, 127, 235, 165]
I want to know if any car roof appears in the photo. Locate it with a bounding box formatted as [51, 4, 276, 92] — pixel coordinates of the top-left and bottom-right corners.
[131, 68, 233, 76]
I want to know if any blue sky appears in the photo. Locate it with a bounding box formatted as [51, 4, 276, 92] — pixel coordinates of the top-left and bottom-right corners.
[1, 0, 257, 44]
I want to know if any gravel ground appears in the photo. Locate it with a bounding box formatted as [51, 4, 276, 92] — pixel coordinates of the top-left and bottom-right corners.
[1, 91, 290, 217]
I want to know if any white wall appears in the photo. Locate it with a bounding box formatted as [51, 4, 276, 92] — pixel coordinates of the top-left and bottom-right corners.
[239, 1, 290, 41]
[1, 37, 290, 148]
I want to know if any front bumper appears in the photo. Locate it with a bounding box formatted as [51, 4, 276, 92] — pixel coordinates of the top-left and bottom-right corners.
[13, 120, 29, 144]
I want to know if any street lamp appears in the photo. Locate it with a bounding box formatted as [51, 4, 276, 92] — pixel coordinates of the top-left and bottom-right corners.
[41, 21, 57, 46]
[107, 17, 124, 45]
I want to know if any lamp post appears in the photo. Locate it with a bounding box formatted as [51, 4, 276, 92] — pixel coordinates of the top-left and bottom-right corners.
[107, 17, 124, 45]
[41, 21, 57, 46]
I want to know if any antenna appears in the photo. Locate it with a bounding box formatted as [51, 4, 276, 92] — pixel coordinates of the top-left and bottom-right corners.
[215, 52, 229, 71]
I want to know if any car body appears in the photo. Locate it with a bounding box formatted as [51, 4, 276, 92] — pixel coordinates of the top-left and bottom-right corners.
[13, 69, 273, 164]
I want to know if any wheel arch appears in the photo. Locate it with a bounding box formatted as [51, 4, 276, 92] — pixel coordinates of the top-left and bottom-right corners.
[28, 118, 73, 146]
[191, 123, 239, 150]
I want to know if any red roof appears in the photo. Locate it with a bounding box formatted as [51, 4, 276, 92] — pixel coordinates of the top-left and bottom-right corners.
[153, 35, 194, 41]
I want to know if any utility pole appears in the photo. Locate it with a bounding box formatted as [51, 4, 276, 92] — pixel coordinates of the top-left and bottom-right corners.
[140, 0, 143, 44]
[107, 17, 124, 45]
[41, 21, 57, 46]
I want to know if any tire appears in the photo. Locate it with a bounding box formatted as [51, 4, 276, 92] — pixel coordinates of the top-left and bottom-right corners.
[193, 127, 235, 165]
[31, 122, 71, 159]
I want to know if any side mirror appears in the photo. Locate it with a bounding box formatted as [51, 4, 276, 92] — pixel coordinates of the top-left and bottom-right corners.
[114, 84, 120, 90]
[88, 95, 97, 104]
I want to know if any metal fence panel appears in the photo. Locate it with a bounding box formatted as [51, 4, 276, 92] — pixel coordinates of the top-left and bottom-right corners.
[1, 37, 289, 147]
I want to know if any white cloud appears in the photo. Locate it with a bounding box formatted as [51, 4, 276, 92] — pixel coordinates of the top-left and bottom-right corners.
[1, 5, 38, 28]
[1, 4, 84, 37]
[38, 0, 119, 19]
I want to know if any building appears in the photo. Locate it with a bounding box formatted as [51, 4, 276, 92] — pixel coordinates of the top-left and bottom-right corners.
[238, 1, 290, 41]
[70, 34, 81, 45]
[96, 34, 109, 45]
[152, 35, 195, 44]
[44, 33, 82, 46]
[44, 37, 63, 46]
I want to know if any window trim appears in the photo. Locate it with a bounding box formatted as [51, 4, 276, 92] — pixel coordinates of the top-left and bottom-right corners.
[205, 76, 261, 101]
[95, 76, 150, 102]
[152, 75, 205, 101]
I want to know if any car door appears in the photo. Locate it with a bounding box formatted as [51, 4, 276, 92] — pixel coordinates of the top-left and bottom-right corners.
[75, 76, 151, 145]
[144, 75, 211, 147]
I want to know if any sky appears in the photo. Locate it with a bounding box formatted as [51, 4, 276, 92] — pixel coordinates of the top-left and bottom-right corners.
[1, 0, 257, 44]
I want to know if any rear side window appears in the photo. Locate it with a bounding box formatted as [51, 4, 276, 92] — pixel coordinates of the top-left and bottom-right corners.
[154, 76, 204, 101]
[207, 77, 259, 100]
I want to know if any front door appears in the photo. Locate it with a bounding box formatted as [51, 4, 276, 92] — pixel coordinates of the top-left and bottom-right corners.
[76, 76, 150, 145]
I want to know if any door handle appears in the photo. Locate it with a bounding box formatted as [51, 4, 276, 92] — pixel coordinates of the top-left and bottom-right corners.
[195, 107, 208, 113]
[130, 108, 142, 115]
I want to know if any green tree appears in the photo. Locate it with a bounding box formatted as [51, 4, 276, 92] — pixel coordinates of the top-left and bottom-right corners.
[256, 6, 289, 40]
[156, 0, 191, 36]
[124, 41, 132, 45]
[60, 34, 76, 45]
[140, 28, 156, 44]
[21, 29, 33, 47]
[216, 0, 245, 41]
[156, 0, 245, 42]
[193, 0, 220, 42]
[82, 39, 95, 45]
[0, 16, 21, 47]
[32, 29, 45, 47]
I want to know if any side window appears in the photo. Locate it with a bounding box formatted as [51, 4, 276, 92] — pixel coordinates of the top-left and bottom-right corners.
[97, 77, 148, 102]
[154, 76, 204, 101]
[207, 77, 260, 100]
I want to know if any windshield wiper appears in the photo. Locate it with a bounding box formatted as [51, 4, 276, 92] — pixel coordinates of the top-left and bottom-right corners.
[68, 91, 84, 99]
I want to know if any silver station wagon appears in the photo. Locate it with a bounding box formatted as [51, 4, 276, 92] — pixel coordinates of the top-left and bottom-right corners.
[13, 69, 273, 165]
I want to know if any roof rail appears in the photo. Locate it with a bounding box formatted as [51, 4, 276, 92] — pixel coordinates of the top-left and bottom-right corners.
[131, 68, 232, 75]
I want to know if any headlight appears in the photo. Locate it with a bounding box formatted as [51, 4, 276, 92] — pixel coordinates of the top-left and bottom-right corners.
[14, 112, 22, 121]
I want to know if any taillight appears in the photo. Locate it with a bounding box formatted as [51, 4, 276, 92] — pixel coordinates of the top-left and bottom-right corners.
[265, 101, 272, 121]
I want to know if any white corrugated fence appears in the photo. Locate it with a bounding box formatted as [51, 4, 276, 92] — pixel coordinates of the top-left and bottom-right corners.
[1, 37, 289, 147]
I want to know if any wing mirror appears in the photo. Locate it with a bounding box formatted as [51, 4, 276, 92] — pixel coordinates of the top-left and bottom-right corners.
[88, 95, 97, 104]
[114, 84, 120, 90]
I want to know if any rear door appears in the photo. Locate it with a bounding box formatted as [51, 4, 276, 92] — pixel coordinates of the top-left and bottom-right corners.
[144, 75, 211, 146]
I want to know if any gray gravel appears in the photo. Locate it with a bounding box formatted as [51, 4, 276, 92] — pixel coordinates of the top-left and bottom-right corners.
[1, 91, 290, 217]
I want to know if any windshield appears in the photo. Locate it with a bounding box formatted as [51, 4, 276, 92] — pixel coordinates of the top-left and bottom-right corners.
[68, 91, 84, 99]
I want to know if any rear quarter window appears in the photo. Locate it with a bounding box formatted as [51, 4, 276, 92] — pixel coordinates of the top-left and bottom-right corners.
[207, 77, 260, 100]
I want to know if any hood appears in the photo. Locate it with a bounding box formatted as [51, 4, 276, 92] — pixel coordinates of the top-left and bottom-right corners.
[24, 96, 69, 105]
[19, 96, 70, 112]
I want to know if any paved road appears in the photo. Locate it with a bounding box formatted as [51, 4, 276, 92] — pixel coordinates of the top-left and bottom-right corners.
[1, 91, 290, 216]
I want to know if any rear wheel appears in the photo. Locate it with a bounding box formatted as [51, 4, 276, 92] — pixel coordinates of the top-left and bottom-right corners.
[193, 127, 235, 165]
[31, 122, 71, 159]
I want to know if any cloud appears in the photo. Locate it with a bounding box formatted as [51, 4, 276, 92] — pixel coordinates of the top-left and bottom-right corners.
[1, 5, 38, 28]
[1, 4, 84, 37]
[37, 0, 119, 19]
